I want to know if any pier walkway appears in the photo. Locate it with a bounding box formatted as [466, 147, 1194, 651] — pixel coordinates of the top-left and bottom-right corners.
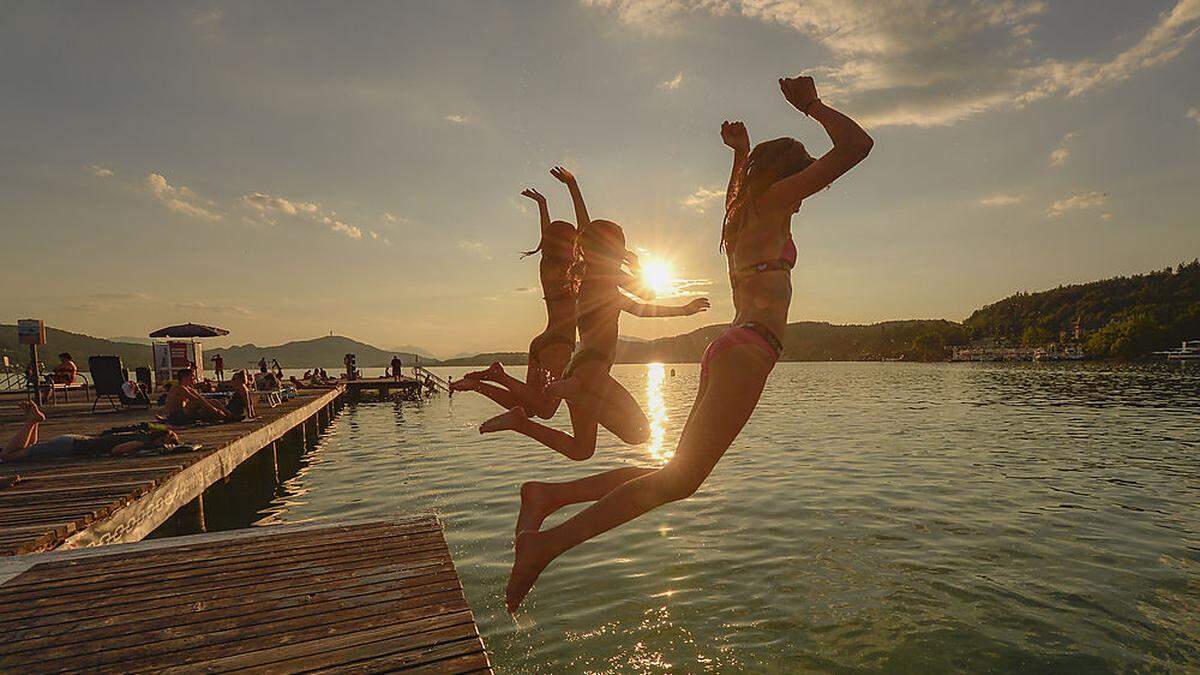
[0, 387, 342, 555]
[0, 517, 492, 673]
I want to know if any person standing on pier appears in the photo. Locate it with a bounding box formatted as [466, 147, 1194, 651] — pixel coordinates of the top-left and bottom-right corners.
[212, 353, 225, 382]
[391, 355, 404, 381]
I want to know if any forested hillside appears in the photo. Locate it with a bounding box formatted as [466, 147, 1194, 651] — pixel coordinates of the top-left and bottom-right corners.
[964, 260, 1200, 358]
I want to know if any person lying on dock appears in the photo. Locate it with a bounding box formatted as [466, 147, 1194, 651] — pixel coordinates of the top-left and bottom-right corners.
[162, 368, 245, 425]
[2, 401, 180, 462]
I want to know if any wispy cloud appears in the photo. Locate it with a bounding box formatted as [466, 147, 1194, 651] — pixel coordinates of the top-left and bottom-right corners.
[585, 0, 1200, 127]
[658, 72, 685, 90]
[1049, 132, 1076, 167]
[1188, 107, 1200, 126]
[979, 193, 1024, 207]
[1048, 191, 1108, 217]
[173, 300, 253, 316]
[240, 191, 386, 243]
[681, 186, 724, 213]
[145, 173, 223, 221]
[457, 240, 491, 260]
[84, 164, 113, 177]
[444, 114, 473, 124]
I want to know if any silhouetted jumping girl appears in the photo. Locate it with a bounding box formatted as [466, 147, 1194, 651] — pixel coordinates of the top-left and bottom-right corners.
[503, 75, 873, 611]
[480, 168, 709, 461]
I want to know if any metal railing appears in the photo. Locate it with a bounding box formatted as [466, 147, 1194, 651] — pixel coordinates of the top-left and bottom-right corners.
[410, 364, 449, 392]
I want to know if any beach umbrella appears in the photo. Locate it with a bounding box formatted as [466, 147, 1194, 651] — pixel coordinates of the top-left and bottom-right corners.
[148, 323, 230, 339]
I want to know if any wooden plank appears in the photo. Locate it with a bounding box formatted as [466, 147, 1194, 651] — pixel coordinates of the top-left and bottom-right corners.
[0, 519, 491, 674]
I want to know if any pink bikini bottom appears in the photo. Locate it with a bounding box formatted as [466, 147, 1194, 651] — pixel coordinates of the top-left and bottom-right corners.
[700, 323, 781, 379]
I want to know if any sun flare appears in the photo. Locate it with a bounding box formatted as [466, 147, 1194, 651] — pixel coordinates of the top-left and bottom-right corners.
[639, 255, 676, 297]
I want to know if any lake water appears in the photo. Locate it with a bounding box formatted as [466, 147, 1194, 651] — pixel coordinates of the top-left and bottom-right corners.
[229, 362, 1198, 673]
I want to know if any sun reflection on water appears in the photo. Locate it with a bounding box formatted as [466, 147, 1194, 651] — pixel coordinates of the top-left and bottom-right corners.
[645, 363, 671, 463]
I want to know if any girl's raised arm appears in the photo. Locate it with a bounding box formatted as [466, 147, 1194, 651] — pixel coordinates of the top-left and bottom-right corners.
[519, 188, 550, 256]
[721, 120, 751, 211]
[551, 166, 591, 231]
[758, 76, 873, 214]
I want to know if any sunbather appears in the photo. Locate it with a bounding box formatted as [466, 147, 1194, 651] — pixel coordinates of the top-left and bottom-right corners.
[162, 368, 242, 424]
[2, 401, 179, 462]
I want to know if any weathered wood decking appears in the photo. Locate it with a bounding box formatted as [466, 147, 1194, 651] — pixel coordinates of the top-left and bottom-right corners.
[0, 518, 492, 673]
[0, 387, 342, 555]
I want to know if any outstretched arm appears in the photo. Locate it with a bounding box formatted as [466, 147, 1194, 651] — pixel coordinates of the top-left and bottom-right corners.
[624, 297, 710, 318]
[759, 76, 873, 214]
[617, 270, 655, 301]
[721, 120, 751, 211]
[551, 166, 591, 231]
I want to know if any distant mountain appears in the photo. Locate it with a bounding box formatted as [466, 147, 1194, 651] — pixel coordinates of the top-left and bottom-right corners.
[389, 345, 437, 359]
[108, 335, 153, 346]
[207, 335, 437, 369]
[439, 352, 528, 367]
[0, 325, 152, 369]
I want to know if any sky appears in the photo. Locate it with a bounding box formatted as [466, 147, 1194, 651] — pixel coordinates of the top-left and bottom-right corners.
[1, 0, 1198, 357]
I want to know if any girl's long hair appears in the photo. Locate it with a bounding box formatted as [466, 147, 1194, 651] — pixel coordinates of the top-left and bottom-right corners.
[722, 137, 814, 254]
[521, 220, 577, 259]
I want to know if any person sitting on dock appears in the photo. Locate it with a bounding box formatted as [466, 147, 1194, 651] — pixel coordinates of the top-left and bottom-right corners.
[52, 352, 78, 384]
[163, 368, 241, 425]
[2, 401, 180, 462]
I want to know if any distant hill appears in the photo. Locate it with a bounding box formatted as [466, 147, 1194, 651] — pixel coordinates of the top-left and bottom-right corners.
[615, 320, 966, 363]
[108, 335, 153, 346]
[0, 325, 152, 369]
[208, 335, 436, 369]
[965, 259, 1200, 358]
[439, 352, 528, 367]
[390, 344, 437, 359]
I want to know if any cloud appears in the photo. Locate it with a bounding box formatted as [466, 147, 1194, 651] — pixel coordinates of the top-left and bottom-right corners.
[658, 72, 685, 90]
[681, 185, 724, 212]
[1101, 212, 1113, 220]
[172, 300, 253, 316]
[1047, 191, 1108, 217]
[979, 193, 1024, 207]
[383, 211, 408, 224]
[1188, 107, 1200, 126]
[239, 192, 319, 221]
[240, 190, 383, 242]
[84, 164, 113, 177]
[444, 114, 473, 124]
[145, 173, 223, 220]
[1049, 132, 1075, 167]
[457, 240, 492, 260]
[585, 0, 1200, 127]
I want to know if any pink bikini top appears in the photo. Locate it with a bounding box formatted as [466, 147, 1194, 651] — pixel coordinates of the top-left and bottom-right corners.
[735, 235, 797, 282]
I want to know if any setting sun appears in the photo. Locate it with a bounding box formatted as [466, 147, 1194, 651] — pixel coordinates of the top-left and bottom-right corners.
[639, 254, 676, 297]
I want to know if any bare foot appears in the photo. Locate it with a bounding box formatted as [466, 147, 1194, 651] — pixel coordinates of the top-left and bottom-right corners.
[480, 406, 526, 434]
[506, 530, 554, 613]
[544, 376, 580, 401]
[515, 482, 557, 536]
[449, 377, 478, 392]
[464, 361, 505, 382]
[19, 401, 45, 423]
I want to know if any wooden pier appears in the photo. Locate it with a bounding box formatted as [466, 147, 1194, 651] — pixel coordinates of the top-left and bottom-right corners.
[0, 387, 343, 555]
[0, 517, 492, 673]
[342, 377, 425, 401]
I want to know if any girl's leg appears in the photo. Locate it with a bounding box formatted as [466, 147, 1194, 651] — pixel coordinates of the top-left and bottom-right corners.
[505, 344, 773, 611]
[452, 378, 522, 410]
[515, 370, 717, 533]
[480, 397, 600, 461]
[3, 402, 45, 461]
[594, 376, 650, 445]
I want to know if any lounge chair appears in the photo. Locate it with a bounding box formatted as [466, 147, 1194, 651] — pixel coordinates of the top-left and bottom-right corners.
[89, 356, 149, 413]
